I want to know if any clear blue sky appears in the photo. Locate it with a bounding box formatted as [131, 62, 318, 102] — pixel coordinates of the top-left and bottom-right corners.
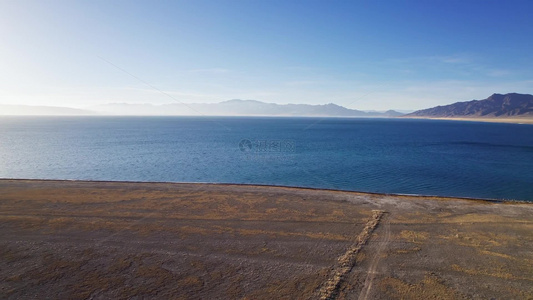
[1, 0, 532, 110]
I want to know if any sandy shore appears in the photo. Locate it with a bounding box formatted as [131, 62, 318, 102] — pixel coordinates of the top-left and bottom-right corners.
[0, 179, 532, 299]
[401, 116, 533, 124]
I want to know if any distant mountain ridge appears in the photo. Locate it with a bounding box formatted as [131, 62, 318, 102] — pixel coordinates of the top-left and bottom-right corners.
[0, 105, 93, 116]
[0, 100, 402, 117]
[91, 100, 403, 117]
[406, 93, 533, 118]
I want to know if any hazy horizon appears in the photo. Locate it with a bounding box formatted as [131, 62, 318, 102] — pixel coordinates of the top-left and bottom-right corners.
[0, 99, 412, 116]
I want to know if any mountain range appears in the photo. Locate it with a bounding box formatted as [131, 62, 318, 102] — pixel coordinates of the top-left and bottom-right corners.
[90, 100, 403, 117]
[2, 94, 532, 120]
[0, 100, 402, 117]
[405, 93, 533, 119]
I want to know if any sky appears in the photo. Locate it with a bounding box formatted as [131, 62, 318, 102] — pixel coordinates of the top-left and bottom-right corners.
[1, 0, 532, 111]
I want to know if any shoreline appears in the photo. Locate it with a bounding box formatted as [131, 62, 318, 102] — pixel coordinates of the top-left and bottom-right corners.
[2, 114, 533, 124]
[1, 178, 529, 204]
[401, 116, 533, 124]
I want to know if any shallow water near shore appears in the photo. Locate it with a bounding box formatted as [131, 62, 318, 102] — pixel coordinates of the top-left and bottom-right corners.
[1, 116, 532, 201]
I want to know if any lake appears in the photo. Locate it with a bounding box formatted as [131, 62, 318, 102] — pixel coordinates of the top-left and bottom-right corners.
[1, 116, 532, 201]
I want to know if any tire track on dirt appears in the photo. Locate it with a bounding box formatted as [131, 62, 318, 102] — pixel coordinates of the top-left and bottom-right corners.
[358, 214, 391, 300]
[316, 210, 384, 300]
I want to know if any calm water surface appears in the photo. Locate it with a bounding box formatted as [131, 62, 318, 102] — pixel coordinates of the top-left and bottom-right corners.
[1, 116, 532, 201]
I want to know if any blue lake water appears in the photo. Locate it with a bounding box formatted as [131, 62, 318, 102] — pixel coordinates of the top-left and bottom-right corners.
[1, 116, 532, 201]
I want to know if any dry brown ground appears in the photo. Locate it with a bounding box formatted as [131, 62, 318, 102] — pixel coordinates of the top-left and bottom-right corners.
[0, 180, 531, 299]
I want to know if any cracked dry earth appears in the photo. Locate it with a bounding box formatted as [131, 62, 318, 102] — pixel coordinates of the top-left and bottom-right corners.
[0, 180, 532, 299]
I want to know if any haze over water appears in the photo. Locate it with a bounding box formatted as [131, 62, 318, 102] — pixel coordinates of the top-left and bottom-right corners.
[1, 117, 532, 201]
